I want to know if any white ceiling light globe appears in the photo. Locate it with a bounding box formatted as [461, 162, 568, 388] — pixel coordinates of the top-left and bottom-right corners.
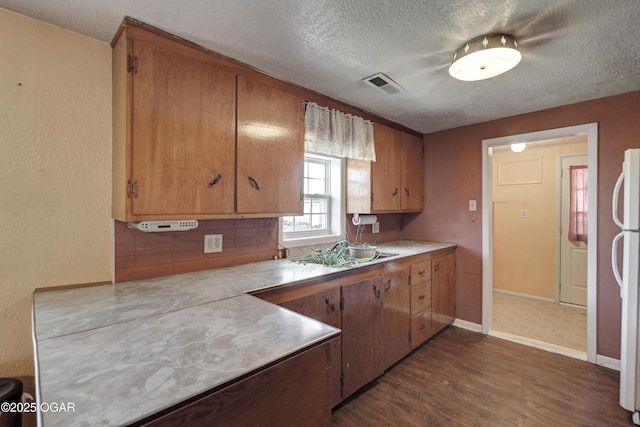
[449, 34, 522, 81]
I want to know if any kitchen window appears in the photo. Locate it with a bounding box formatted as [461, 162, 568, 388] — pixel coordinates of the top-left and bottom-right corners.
[280, 154, 345, 248]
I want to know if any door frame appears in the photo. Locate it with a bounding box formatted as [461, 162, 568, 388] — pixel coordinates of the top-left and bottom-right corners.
[557, 153, 589, 305]
[481, 123, 598, 363]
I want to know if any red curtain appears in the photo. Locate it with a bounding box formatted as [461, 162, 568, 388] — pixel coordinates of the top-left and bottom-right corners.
[569, 165, 588, 243]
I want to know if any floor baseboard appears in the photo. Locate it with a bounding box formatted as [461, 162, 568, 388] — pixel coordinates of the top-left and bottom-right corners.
[596, 354, 620, 371]
[489, 330, 588, 361]
[452, 318, 482, 332]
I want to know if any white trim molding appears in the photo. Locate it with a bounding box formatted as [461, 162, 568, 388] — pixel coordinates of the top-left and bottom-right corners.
[489, 330, 588, 361]
[596, 354, 621, 371]
[453, 319, 483, 332]
[482, 123, 598, 364]
[493, 288, 555, 303]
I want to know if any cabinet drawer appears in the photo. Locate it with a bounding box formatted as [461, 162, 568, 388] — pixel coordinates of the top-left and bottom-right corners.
[410, 309, 432, 349]
[410, 281, 432, 315]
[411, 261, 431, 285]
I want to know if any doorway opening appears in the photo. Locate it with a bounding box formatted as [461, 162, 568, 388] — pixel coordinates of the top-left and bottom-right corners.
[481, 123, 598, 363]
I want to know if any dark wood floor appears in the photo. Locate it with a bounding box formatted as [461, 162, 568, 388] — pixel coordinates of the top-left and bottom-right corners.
[332, 327, 631, 426]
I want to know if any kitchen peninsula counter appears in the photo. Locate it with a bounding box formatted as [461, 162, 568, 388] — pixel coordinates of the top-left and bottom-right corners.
[33, 240, 456, 426]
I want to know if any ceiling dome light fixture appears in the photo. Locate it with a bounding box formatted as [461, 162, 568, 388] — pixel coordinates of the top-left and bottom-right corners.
[449, 34, 521, 81]
[510, 142, 526, 153]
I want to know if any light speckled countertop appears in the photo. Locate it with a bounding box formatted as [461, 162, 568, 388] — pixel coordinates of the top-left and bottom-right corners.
[33, 240, 455, 426]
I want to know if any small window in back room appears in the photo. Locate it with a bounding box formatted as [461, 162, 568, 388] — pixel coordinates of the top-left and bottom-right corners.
[281, 153, 345, 247]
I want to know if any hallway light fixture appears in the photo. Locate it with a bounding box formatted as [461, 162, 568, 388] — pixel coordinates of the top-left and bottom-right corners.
[449, 34, 521, 81]
[510, 142, 526, 153]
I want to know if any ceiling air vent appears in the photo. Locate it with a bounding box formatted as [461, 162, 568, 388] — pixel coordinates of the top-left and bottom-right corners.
[362, 73, 405, 95]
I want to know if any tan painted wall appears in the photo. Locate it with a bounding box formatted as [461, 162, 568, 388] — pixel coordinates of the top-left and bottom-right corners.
[0, 7, 112, 400]
[492, 142, 588, 299]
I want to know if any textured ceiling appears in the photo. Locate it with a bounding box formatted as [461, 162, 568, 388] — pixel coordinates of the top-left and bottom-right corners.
[2, 0, 640, 134]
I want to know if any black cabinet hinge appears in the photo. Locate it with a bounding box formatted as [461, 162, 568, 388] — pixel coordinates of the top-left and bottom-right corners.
[127, 54, 138, 74]
[340, 373, 344, 386]
[127, 179, 138, 199]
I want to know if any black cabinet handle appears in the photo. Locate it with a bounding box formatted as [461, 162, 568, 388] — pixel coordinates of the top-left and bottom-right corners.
[384, 279, 392, 292]
[418, 270, 425, 277]
[418, 295, 426, 301]
[373, 285, 381, 299]
[208, 173, 222, 187]
[434, 263, 440, 272]
[248, 176, 260, 190]
[418, 324, 426, 331]
[405, 188, 410, 196]
[324, 297, 335, 312]
[392, 187, 398, 196]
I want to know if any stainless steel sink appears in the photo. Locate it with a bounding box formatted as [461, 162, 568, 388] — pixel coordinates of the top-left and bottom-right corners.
[375, 251, 399, 259]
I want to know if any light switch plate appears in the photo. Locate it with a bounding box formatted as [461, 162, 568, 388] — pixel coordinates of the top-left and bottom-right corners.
[521, 209, 528, 218]
[469, 200, 477, 212]
[204, 234, 223, 253]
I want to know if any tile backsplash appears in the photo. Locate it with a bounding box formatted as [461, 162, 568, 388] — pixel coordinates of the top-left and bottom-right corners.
[346, 213, 402, 245]
[114, 218, 280, 282]
[114, 214, 404, 283]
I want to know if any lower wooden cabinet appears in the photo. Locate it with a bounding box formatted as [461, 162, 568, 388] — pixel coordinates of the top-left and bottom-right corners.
[410, 258, 432, 349]
[380, 267, 411, 368]
[259, 248, 455, 406]
[410, 309, 432, 347]
[143, 342, 332, 426]
[432, 253, 456, 335]
[341, 276, 385, 399]
[280, 287, 342, 407]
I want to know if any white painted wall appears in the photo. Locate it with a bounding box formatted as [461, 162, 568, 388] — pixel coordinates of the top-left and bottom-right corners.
[0, 7, 112, 396]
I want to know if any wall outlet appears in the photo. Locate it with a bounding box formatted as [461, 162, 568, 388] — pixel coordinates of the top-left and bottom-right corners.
[204, 234, 223, 253]
[521, 209, 528, 218]
[372, 222, 380, 233]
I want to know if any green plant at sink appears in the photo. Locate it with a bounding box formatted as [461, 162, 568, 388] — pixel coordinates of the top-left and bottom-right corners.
[293, 241, 378, 267]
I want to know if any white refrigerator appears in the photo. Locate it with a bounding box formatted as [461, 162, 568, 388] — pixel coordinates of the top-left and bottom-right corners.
[612, 148, 640, 424]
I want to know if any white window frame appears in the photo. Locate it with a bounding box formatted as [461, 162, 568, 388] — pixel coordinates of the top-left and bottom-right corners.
[280, 154, 345, 249]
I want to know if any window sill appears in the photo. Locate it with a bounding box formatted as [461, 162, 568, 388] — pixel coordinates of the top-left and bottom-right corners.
[283, 234, 343, 249]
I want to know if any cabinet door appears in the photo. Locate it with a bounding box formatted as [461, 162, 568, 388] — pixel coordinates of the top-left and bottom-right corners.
[341, 276, 385, 399]
[280, 288, 342, 407]
[432, 254, 456, 334]
[380, 267, 411, 369]
[401, 132, 424, 211]
[144, 342, 331, 426]
[371, 124, 402, 212]
[237, 76, 304, 215]
[131, 39, 236, 215]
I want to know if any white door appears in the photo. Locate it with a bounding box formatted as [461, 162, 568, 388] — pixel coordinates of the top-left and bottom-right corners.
[559, 155, 588, 306]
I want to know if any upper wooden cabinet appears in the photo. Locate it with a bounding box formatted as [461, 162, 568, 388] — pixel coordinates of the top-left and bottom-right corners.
[131, 38, 236, 217]
[346, 124, 424, 214]
[236, 75, 304, 216]
[111, 21, 303, 221]
[401, 132, 425, 211]
[371, 124, 402, 212]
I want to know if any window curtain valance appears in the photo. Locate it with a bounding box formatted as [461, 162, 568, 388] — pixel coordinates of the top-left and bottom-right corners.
[304, 102, 376, 161]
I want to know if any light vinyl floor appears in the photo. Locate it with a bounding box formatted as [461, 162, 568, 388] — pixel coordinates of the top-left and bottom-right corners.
[492, 291, 587, 353]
